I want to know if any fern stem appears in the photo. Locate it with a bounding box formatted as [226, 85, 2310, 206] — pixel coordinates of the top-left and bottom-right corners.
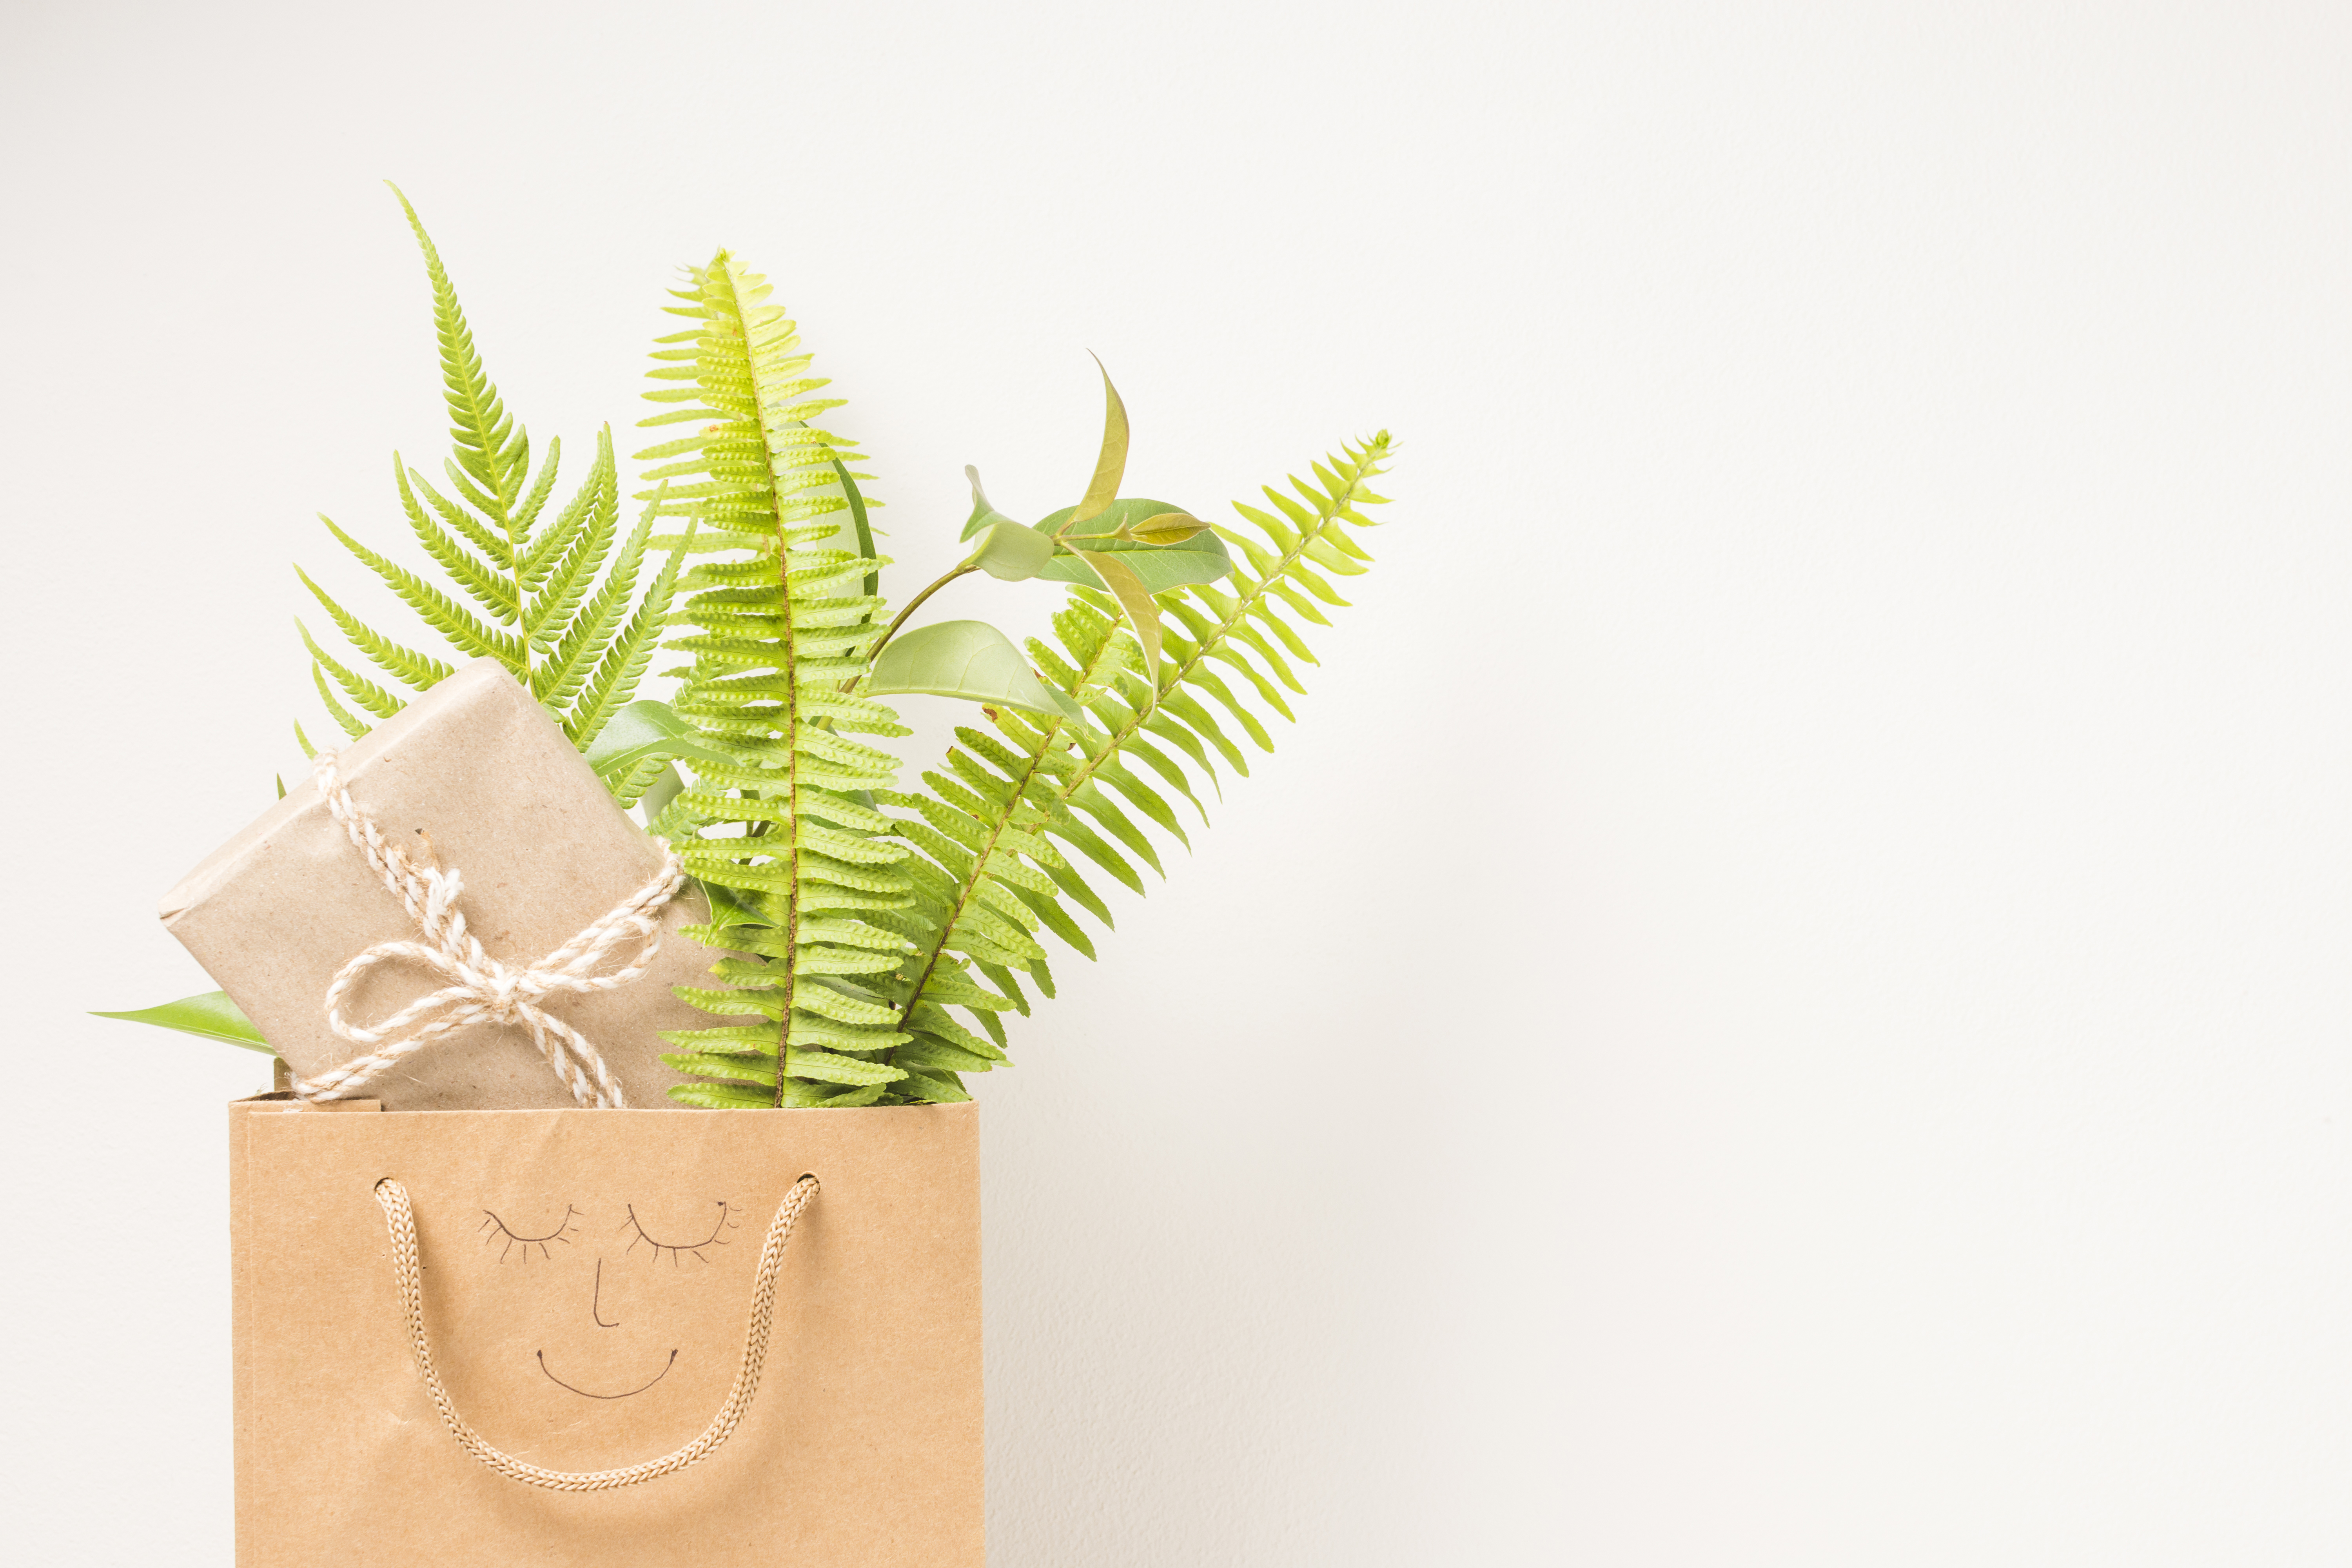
[769, 615, 802, 1105]
[512, 497, 530, 688]
[648, 251, 905, 1109]
[744, 322, 808, 1106]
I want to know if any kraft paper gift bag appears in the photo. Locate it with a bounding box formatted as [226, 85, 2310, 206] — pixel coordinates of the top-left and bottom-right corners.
[229, 1098, 983, 1566]
[163, 658, 727, 1112]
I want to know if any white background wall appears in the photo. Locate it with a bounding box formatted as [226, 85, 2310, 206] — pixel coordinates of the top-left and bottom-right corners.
[5, 2, 2352, 1562]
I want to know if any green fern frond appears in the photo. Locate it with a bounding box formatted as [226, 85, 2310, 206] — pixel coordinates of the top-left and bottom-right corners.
[566, 514, 691, 746]
[294, 197, 686, 757]
[867, 434, 1398, 1099]
[297, 621, 405, 720]
[525, 432, 619, 652]
[390, 182, 529, 529]
[638, 250, 911, 1109]
[519, 437, 604, 596]
[313, 514, 519, 664]
[396, 463, 519, 619]
[670, 1081, 777, 1109]
[310, 659, 369, 740]
[539, 481, 648, 713]
[293, 567, 452, 691]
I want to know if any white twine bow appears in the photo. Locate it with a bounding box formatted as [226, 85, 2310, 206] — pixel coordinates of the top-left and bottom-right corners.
[292, 753, 686, 1109]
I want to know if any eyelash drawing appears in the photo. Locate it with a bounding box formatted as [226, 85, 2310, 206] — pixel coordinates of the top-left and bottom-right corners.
[620, 1202, 741, 1266]
[480, 1205, 582, 1262]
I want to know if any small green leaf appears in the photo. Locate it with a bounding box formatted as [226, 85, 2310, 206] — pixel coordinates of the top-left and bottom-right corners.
[1068, 551, 1164, 694]
[898, 1033, 1002, 1074]
[1032, 500, 1234, 590]
[959, 465, 1025, 544]
[662, 1050, 776, 1086]
[1040, 496, 1194, 542]
[584, 699, 740, 786]
[669, 1080, 774, 1109]
[965, 519, 1056, 582]
[93, 991, 273, 1054]
[697, 878, 769, 933]
[1071, 356, 1129, 526]
[864, 620, 1069, 718]
[784, 1048, 909, 1087]
[638, 762, 687, 826]
[1125, 510, 1212, 545]
[894, 1067, 973, 1103]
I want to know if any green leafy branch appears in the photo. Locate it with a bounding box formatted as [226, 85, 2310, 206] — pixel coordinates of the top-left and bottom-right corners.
[619, 245, 1278, 1109]
[620, 252, 925, 1109]
[861, 359, 1232, 711]
[293, 185, 682, 760]
[858, 435, 1395, 1094]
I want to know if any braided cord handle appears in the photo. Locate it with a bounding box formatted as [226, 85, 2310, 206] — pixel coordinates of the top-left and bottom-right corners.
[372, 1174, 820, 1491]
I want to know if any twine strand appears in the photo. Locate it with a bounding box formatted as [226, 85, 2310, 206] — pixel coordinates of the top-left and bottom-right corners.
[372, 1175, 818, 1490]
[294, 753, 685, 1108]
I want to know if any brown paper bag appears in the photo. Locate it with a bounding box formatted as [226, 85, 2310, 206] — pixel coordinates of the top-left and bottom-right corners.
[229, 1100, 984, 1566]
[164, 659, 727, 1111]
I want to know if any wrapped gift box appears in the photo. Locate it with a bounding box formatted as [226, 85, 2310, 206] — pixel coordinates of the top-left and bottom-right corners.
[162, 659, 726, 1111]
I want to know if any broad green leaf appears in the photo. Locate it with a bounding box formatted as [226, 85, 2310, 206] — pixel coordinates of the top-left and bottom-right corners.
[965, 519, 1056, 581]
[863, 620, 1069, 718]
[1038, 495, 1196, 541]
[1069, 551, 1164, 693]
[1033, 500, 1234, 590]
[93, 991, 273, 1054]
[1034, 538, 1232, 592]
[698, 878, 770, 933]
[584, 698, 739, 785]
[1071, 357, 1128, 525]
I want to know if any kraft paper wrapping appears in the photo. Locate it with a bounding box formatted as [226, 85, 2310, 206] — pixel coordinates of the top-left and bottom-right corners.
[162, 659, 726, 1111]
[229, 1099, 985, 1567]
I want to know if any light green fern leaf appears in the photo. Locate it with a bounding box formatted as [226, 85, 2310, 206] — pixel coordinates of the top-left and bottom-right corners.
[293, 191, 684, 756]
[393, 185, 530, 525]
[870, 434, 1398, 1099]
[637, 251, 914, 1109]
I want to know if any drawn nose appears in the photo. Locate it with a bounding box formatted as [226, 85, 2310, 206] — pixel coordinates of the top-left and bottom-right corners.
[590, 1257, 620, 1328]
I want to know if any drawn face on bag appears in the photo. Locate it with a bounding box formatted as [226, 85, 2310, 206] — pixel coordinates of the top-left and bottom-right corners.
[466, 1197, 748, 1398]
[422, 1189, 764, 1450]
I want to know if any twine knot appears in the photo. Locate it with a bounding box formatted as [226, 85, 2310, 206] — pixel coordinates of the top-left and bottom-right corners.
[291, 753, 687, 1109]
[478, 965, 528, 1020]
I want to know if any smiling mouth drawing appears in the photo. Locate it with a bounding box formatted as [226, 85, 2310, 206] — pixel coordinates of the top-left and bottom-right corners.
[537, 1349, 679, 1399]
